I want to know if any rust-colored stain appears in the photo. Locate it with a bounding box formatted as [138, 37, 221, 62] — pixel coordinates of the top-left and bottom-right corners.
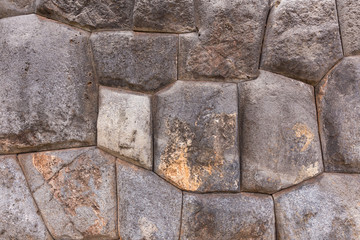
[33, 153, 62, 180]
[292, 123, 314, 152]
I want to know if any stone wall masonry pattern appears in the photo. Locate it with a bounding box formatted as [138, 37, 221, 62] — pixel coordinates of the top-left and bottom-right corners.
[1, 0, 360, 239]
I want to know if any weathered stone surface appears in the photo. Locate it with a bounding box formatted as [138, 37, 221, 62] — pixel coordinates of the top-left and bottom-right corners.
[0, 0, 35, 18]
[0, 15, 97, 154]
[117, 158, 182, 240]
[36, 0, 134, 30]
[154, 81, 239, 192]
[239, 71, 323, 193]
[18, 147, 117, 240]
[261, 0, 343, 85]
[91, 31, 177, 92]
[317, 57, 360, 173]
[337, 0, 360, 56]
[181, 193, 275, 240]
[98, 86, 152, 170]
[133, 0, 195, 33]
[0, 155, 52, 240]
[274, 173, 360, 239]
[178, 0, 269, 81]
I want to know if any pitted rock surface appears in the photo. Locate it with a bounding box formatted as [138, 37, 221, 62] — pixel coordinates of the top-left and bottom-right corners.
[18, 147, 117, 240]
[261, 0, 343, 85]
[0, 155, 52, 240]
[154, 81, 239, 192]
[98, 86, 152, 170]
[0, 14, 97, 154]
[274, 173, 360, 239]
[239, 71, 323, 193]
[180, 193, 275, 240]
[0, 0, 35, 18]
[91, 31, 177, 92]
[178, 0, 269, 81]
[117, 159, 182, 240]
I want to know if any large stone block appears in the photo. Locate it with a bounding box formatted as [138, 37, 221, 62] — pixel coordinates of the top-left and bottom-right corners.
[317, 57, 360, 173]
[0, 15, 97, 154]
[0, 155, 52, 240]
[90, 31, 177, 92]
[18, 147, 117, 240]
[261, 0, 343, 85]
[117, 159, 182, 240]
[274, 173, 360, 239]
[178, 0, 269, 81]
[239, 71, 323, 193]
[0, 0, 35, 18]
[180, 193, 275, 240]
[154, 81, 239, 192]
[98, 86, 152, 170]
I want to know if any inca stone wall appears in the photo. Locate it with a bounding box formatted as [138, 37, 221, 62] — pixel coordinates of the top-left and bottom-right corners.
[0, 0, 360, 239]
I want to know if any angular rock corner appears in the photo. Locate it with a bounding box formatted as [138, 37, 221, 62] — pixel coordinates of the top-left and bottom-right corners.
[1, 0, 360, 239]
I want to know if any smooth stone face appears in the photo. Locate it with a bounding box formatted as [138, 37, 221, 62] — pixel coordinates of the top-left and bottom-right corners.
[133, 0, 195, 33]
[36, 0, 134, 30]
[0, 15, 97, 154]
[0, 0, 35, 18]
[154, 81, 239, 192]
[317, 57, 360, 173]
[98, 86, 152, 170]
[0, 155, 52, 240]
[274, 173, 360, 239]
[178, 0, 269, 81]
[261, 0, 343, 85]
[117, 159, 182, 240]
[18, 147, 117, 240]
[239, 71, 323, 194]
[91, 31, 177, 92]
[181, 193, 275, 240]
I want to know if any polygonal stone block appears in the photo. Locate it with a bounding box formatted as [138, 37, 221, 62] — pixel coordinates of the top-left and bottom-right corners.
[98, 86, 152, 170]
[0, 14, 97, 154]
[239, 71, 323, 194]
[317, 56, 360, 173]
[18, 147, 117, 240]
[117, 159, 182, 240]
[261, 0, 343, 85]
[178, 0, 269, 81]
[0, 0, 35, 18]
[274, 173, 360, 239]
[180, 193, 276, 240]
[0, 155, 52, 240]
[90, 31, 177, 92]
[154, 81, 239, 192]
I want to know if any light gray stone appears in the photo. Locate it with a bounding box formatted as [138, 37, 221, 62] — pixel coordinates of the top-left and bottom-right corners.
[117, 158, 182, 240]
[18, 147, 117, 240]
[98, 86, 152, 170]
[178, 0, 269, 81]
[0, 0, 35, 18]
[154, 81, 239, 192]
[90, 31, 177, 92]
[0, 155, 52, 240]
[274, 173, 360, 239]
[0, 14, 97, 154]
[181, 192, 275, 240]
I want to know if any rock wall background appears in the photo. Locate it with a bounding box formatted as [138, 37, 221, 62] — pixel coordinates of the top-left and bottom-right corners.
[0, 0, 360, 239]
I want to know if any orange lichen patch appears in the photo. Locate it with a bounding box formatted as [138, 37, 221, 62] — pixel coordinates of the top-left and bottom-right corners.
[32, 153, 62, 180]
[292, 123, 314, 152]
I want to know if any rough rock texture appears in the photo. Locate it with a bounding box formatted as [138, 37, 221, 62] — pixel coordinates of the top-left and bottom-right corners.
[337, 0, 360, 56]
[0, 155, 52, 240]
[0, 15, 97, 154]
[239, 71, 323, 193]
[0, 0, 35, 18]
[178, 0, 269, 81]
[36, 0, 134, 30]
[274, 173, 360, 239]
[133, 0, 195, 33]
[98, 86, 152, 170]
[181, 193, 275, 240]
[154, 81, 239, 192]
[18, 147, 117, 240]
[117, 159, 182, 240]
[261, 0, 343, 85]
[317, 57, 360, 173]
[91, 31, 177, 92]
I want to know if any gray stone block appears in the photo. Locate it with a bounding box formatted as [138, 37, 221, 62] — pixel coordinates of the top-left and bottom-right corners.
[0, 0, 35, 18]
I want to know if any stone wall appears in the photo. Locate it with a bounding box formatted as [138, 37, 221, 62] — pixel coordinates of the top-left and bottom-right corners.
[1, 0, 360, 239]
